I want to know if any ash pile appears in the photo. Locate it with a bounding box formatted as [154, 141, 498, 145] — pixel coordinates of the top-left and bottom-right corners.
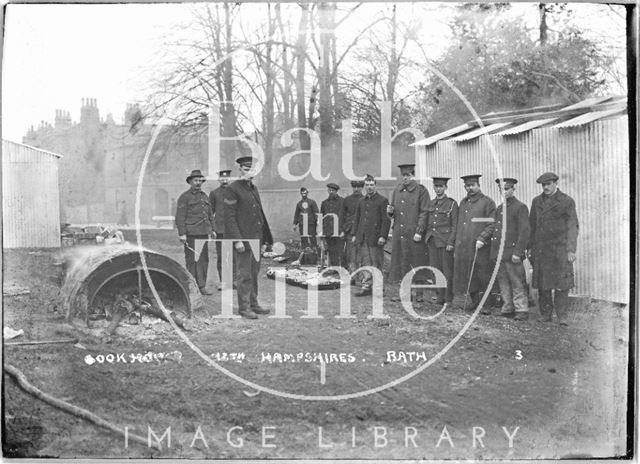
[59, 243, 203, 342]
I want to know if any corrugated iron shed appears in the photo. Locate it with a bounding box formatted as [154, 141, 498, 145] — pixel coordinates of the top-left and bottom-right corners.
[415, 96, 629, 304]
[2, 140, 63, 248]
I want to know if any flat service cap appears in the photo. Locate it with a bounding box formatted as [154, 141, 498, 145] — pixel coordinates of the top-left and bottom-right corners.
[432, 177, 450, 186]
[495, 177, 518, 187]
[236, 156, 257, 167]
[461, 174, 482, 183]
[536, 172, 559, 184]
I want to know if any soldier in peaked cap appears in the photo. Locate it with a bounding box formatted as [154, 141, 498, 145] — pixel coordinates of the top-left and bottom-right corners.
[320, 182, 345, 266]
[451, 174, 496, 312]
[424, 177, 458, 305]
[490, 178, 530, 320]
[293, 187, 319, 249]
[387, 162, 430, 301]
[224, 156, 273, 319]
[528, 172, 579, 325]
[176, 169, 215, 295]
[210, 169, 232, 290]
[342, 179, 365, 277]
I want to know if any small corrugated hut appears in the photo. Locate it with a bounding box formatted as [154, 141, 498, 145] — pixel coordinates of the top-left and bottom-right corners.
[3, 140, 63, 248]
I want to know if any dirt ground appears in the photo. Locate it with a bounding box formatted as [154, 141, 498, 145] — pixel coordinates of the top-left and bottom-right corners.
[2, 230, 631, 459]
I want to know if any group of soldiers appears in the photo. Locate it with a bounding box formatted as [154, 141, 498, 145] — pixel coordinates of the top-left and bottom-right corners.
[293, 162, 579, 324]
[174, 156, 579, 324]
[175, 156, 273, 319]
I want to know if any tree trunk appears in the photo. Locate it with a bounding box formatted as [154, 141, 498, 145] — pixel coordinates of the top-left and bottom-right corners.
[539, 3, 548, 45]
[222, 2, 237, 138]
[264, 4, 276, 181]
[318, 1, 336, 137]
[296, 3, 310, 149]
[386, 4, 399, 109]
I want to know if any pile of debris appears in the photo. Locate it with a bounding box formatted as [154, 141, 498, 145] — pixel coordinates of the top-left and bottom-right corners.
[265, 266, 343, 290]
[92, 290, 188, 343]
[61, 224, 125, 248]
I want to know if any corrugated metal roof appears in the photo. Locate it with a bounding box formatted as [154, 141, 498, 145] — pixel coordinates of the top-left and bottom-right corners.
[553, 108, 627, 128]
[493, 117, 559, 136]
[410, 123, 471, 146]
[2, 139, 63, 159]
[561, 95, 614, 110]
[421, 95, 627, 142]
[451, 122, 511, 142]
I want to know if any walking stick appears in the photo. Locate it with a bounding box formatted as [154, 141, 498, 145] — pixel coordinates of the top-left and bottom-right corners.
[462, 247, 479, 311]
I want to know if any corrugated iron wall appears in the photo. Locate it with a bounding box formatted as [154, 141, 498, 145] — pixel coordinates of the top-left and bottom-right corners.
[3, 140, 62, 248]
[419, 116, 629, 303]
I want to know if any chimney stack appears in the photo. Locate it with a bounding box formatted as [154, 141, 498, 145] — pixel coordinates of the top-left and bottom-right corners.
[80, 97, 100, 127]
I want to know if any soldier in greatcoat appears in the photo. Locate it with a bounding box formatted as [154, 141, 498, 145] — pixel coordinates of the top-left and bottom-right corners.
[386, 162, 430, 301]
[320, 183, 345, 267]
[292, 187, 319, 249]
[175, 169, 215, 295]
[209, 169, 232, 290]
[424, 177, 458, 305]
[342, 180, 364, 276]
[527, 172, 579, 325]
[224, 156, 273, 319]
[451, 174, 496, 311]
[352, 175, 391, 296]
[490, 178, 530, 320]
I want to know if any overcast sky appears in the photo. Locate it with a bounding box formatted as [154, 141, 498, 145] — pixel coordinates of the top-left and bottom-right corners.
[2, 2, 626, 143]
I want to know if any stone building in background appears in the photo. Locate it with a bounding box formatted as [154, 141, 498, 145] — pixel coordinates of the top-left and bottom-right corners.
[23, 98, 207, 225]
[23, 98, 415, 237]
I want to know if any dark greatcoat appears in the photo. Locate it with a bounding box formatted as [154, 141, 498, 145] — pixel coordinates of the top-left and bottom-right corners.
[293, 198, 319, 232]
[452, 192, 496, 295]
[353, 192, 391, 246]
[342, 192, 363, 235]
[320, 195, 344, 237]
[223, 180, 273, 245]
[209, 186, 227, 236]
[387, 180, 430, 283]
[490, 196, 530, 262]
[528, 189, 579, 290]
